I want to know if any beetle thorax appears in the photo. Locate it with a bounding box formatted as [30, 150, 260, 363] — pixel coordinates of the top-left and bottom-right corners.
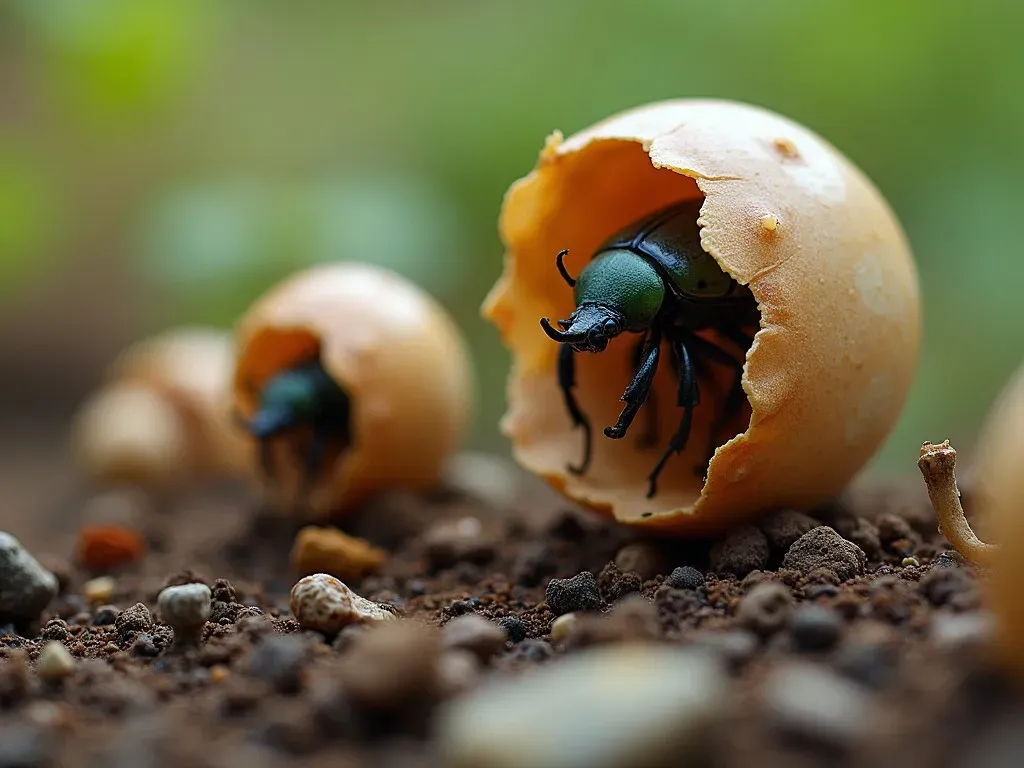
[574, 249, 666, 331]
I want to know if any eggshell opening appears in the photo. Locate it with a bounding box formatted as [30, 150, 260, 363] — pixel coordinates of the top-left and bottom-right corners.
[233, 263, 474, 516]
[484, 99, 920, 535]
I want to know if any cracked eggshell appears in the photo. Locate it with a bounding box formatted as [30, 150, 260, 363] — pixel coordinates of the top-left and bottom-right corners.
[232, 262, 474, 517]
[483, 99, 920, 536]
[70, 327, 250, 487]
[969, 362, 1024, 674]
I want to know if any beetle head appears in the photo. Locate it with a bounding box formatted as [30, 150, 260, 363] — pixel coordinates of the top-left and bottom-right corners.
[540, 303, 625, 353]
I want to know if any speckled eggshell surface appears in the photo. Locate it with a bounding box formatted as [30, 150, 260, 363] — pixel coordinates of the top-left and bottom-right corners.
[970, 363, 1024, 675]
[232, 263, 474, 517]
[483, 99, 921, 535]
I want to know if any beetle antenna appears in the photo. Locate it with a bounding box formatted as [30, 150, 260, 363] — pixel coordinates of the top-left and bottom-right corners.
[555, 250, 576, 287]
[540, 317, 581, 343]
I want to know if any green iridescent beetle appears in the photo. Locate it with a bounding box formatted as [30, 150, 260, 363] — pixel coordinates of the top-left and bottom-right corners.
[540, 198, 759, 499]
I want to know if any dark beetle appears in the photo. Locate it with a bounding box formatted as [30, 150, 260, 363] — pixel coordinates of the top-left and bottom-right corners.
[540, 198, 758, 498]
[235, 359, 352, 508]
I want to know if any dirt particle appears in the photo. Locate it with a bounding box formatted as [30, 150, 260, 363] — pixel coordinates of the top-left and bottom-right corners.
[41, 618, 69, 643]
[834, 515, 882, 560]
[736, 581, 793, 637]
[545, 572, 602, 616]
[115, 602, 153, 641]
[790, 605, 843, 652]
[919, 565, 976, 607]
[760, 510, 821, 553]
[443, 614, 507, 662]
[130, 634, 161, 658]
[248, 634, 310, 695]
[666, 566, 705, 591]
[596, 561, 642, 603]
[710, 525, 769, 577]
[497, 616, 526, 644]
[92, 605, 118, 626]
[782, 526, 867, 582]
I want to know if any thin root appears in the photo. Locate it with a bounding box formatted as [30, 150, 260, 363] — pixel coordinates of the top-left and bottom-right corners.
[917, 440, 998, 566]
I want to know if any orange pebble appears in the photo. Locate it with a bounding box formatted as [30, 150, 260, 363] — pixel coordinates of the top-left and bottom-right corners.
[76, 524, 146, 571]
[290, 525, 387, 581]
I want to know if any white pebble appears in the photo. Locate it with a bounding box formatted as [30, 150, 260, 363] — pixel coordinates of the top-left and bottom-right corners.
[438, 644, 727, 768]
[83, 576, 116, 605]
[549, 612, 578, 644]
[761, 662, 871, 747]
[289, 573, 395, 634]
[158, 583, 212, 638]
[36, 641, 75, 682]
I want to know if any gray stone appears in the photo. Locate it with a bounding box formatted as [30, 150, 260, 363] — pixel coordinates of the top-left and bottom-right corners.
[761, 662, 871, 748]
[0, 532, 58, 624]
[438, 644, 728, 768]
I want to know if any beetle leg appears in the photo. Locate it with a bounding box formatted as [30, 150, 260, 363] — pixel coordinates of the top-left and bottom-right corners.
[605, 328, 662, 441]
[557, 342, 593, 475]
[685, 332, 750, 475]
[647, 338, 700, 498]
[294, 424, 328, 514]
[630, 335, 659, 449]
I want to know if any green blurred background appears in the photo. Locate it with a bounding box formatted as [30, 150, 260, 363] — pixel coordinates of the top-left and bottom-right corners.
[1, 0, 1021, 479]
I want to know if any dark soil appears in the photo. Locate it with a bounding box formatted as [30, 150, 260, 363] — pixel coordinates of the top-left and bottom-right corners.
[1, 443, 1021, 768]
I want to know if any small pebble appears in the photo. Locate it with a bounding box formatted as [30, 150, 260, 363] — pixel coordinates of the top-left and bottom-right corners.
[290, 525, 387, 581]
[0, 532, 59, 624]
[549, 613, 578, 644]
[83, 576, 116, 605]
[443, 614, 508, 662]
[709, 525, 769, 577]
[545, 572, 602, 616]
[248, 634, 310, 694]
[157, 583, 212, 645]
[76, 524, 145, 571]
[210, 664, 230, 684]
[289, 573, 395, 635]
[790, 605, 843, 652]
[115, 602, 153, 640]
[92, 605, 118, 626]
[498, 616, 526, 644]
[783, 527, 867, 582]
[613, 542, 666, 580]
[437, 644, 727, 768]
[131, 635, 160, 658]
[901, 556, 920, 568]
[736, 581, 793, 637]
[761, 662, 871, 748]
[36, 640, 75, 682]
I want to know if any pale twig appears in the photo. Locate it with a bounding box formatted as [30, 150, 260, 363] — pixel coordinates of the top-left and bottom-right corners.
[917, 440, 998, 566]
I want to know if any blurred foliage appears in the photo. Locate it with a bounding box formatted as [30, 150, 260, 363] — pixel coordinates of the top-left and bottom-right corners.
[2, 0, 1023, 474]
